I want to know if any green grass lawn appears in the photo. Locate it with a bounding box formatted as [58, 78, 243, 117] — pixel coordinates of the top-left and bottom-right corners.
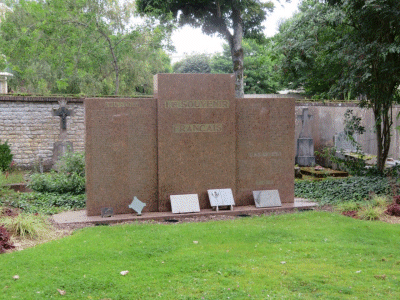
[1, 211, 400, 299]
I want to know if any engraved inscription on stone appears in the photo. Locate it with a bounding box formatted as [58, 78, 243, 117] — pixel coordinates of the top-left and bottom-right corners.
[248, 152, 282, 158]
[170, 194, 200, 214]
[173, 123, 223, 134]
[165, 100, 229, 109]
[252, 190, 282, 208]
[207, 188, 235, 211]
[105, 102, 140, 108]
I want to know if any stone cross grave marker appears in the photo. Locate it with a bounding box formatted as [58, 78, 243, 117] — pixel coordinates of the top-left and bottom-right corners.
[53, 105, 73, 130]
[52, 102, 74, 166]
[296, 108, 315, 166]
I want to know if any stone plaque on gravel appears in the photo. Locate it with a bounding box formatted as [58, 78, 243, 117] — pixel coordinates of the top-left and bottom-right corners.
[170, 194, 200, 214]
[252, 190, 282, 208]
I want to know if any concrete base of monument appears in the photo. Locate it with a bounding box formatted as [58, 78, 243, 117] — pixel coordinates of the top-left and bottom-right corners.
[52, 198, 317, 226]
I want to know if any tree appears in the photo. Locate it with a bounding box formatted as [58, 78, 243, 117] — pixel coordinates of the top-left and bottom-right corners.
[173, 53, 211, 73]
[211, 38, 282, 94]
[0, 0, 172, 95]
[277, 0, 400, 172]
[136, 0, 275, 98]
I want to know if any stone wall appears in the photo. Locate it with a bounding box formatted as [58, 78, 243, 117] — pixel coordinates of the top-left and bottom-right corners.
[0, 96, 399, 169]
[295, 102, 400, 160]
[0, 96, 85, 168]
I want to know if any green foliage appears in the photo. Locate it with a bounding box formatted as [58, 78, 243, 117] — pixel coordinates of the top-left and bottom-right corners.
[1, 212, 400, 298]
[55, 151, 85, 177]
[28, 172, 85, 195]
[0, 0, 173, 95]
[173, 53, 211, 73]
[211, 39, 282, 94]
[0, 140, 13, 172]
[277, 0, 400, 172]
[137, 0, 275, 97]
[28, 151, 85, 195]
[295, 176, 391, 205]
[0, 213, 51, 239]
[357, 205, 383, 221]
[3, 192, 86, 215]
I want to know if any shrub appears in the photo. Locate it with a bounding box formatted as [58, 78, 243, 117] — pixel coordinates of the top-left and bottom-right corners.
[0, 225, 15, 253]
[56, 151, 85, 177]
[295, 176, 391, 205]
[29, 172, 85, 195]
[0, 213, 51, 239]
[385, 204, 400, 217]
[0, 140, 13, 172]
[7, 192, 86, 215]
[357, 206, 383, 221]
[336, 201, 361, 212]
[393, 195, 400, 205]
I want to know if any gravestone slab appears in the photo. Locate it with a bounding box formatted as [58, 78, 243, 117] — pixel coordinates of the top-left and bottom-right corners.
[296, 108, 315, 166]
[252, 190, 282, 208]
[207, 188, 235, 211]
[334, 132, 358, 153]
[85, 98, 158, 216]
[170, 194, 200, 214]
[237, 97, 295, 205]
[128, 196, 146, 215]
[156, 74, 236, 211]
[52, 141, 73, 166]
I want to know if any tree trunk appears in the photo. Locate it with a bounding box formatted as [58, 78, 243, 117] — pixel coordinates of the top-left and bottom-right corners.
[230, 6, 244, 98]
[373, 100, 392, 173]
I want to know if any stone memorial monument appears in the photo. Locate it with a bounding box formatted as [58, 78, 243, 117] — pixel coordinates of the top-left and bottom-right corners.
[85, 74, 295, 216]
[52, 100, 74, 166]
[295, 108, 315, 166]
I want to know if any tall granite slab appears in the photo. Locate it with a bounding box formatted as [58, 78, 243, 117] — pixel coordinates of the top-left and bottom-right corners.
[155, 74, 237, 211]
[237, 97, 295, 204]
[85, 98, 158, 216]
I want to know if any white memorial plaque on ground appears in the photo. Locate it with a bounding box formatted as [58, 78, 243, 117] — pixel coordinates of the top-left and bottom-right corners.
[170, 194, 200, 214]
[252, 190, 282, 208]
[207, 188, 235, 211]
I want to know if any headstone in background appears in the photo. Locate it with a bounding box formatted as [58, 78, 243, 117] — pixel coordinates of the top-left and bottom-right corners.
[295, 108, 315, 166]
[334, 131, 358, 153]
[52, 101, 74, 167]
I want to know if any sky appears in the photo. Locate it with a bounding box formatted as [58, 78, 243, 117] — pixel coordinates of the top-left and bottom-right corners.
[170, 0, 301, 63]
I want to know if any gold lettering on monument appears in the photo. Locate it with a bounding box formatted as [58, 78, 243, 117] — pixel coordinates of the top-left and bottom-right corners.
[165, 100, 229, 109]
[173, 123, 223, 133]
[105, 102, 140, 108]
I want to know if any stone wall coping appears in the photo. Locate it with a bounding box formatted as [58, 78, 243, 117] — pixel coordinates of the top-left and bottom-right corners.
[0, 95, 84, 103]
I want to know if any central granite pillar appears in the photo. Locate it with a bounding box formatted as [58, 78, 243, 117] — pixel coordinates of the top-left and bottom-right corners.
[155, 74, 237, 211]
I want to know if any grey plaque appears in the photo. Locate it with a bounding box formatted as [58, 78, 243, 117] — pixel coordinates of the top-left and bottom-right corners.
[207, 188, 235, 211]
[128, 196, 146, 215]
[101, 207, 113, 218]
[170, 194, 200, 214]
[252, 190, 281, 208]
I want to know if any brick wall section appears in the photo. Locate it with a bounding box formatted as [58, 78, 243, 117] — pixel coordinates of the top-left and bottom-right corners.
[0, 96, 85, 168]
[0, 96, 399, 168]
